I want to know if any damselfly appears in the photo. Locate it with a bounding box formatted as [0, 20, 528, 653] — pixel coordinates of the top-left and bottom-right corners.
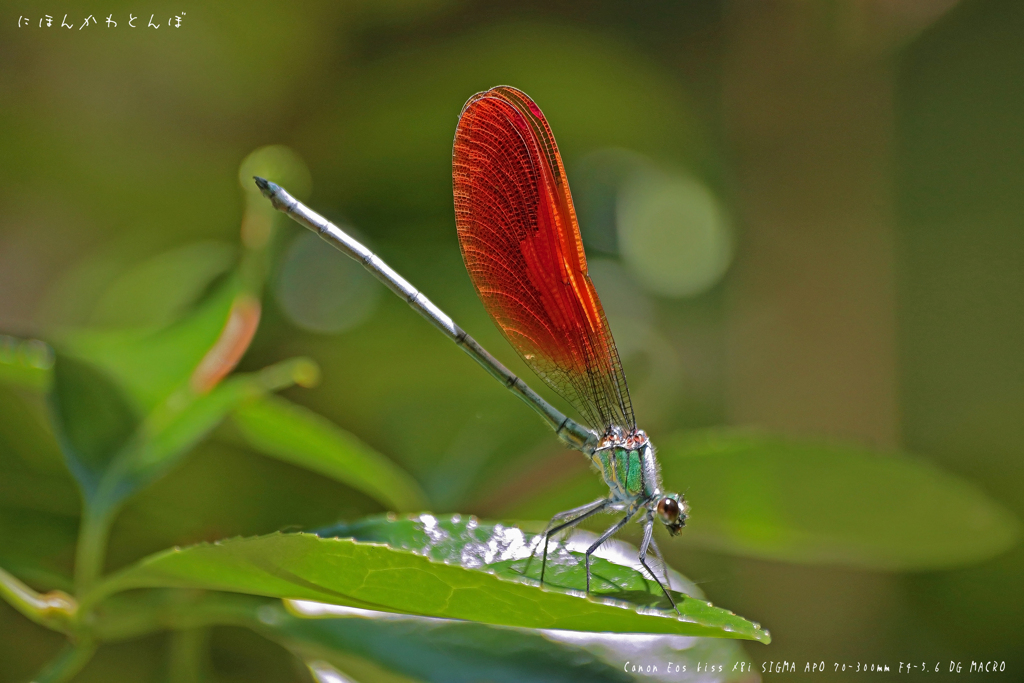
[255, 86, 687, 610]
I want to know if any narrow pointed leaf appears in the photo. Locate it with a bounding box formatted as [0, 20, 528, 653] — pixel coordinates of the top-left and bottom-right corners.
[231, 395, 427, 513]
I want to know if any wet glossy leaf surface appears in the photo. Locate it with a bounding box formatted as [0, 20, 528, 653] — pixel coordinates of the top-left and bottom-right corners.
[321, 513, 705, 596]
[322, 514, 767, 639]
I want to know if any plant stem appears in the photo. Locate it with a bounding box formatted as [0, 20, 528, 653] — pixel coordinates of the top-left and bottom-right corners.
[32, 639, 97, 683]
[74, 506, 114, 597]
[0, 564, 77, 634]
[168, 627, 211, 683]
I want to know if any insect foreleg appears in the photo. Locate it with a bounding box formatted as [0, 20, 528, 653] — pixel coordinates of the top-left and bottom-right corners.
[639, 513, 679, 614]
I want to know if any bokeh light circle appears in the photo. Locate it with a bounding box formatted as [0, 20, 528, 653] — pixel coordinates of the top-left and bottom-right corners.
[238, 145, 312, 199]
[617, 169, 732, 298]
[275, 230, 380, 334]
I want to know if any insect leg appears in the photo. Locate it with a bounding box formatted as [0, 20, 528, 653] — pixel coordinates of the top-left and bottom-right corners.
[535, 497, 610, 551]
[639, 514, 679, 613]
[584, 512, 633, 595]
[645, 516, 673, 591]
[535, 498, 611, 588]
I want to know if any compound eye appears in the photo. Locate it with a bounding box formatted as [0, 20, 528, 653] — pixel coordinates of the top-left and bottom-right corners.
[657, 497, 680, 521]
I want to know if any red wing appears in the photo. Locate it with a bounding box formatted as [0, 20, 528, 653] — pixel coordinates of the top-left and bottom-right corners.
[452, 86, 634, 432]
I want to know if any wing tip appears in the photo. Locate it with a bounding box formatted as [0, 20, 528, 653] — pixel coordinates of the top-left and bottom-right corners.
[458, 85, 541, 121]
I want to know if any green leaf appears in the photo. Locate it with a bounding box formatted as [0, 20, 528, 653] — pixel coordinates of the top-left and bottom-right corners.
[47, 337, 314, 518]
[507, 430, 1022, 571]
[319, 514, 730, 617]
[93, 359, 317, 515]
[61, 274, 242, 413]
[90, 241, 238, 328]
[85, 522, 769, 642]
[0, 386, 62, 471]
[261, 600, 635, 683]
[48, 354, 139, 502]
[321, 513, 708, 593]
[285, 600, 752, 683]
[90, 591, 751, 683]
[231, 395, 427, 513]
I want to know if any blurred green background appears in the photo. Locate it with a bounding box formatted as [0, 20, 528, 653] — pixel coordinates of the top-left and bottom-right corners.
[2, 0, 1023, 680]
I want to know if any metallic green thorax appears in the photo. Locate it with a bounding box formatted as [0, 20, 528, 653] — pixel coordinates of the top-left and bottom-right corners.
[591, 430, 661, 503]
